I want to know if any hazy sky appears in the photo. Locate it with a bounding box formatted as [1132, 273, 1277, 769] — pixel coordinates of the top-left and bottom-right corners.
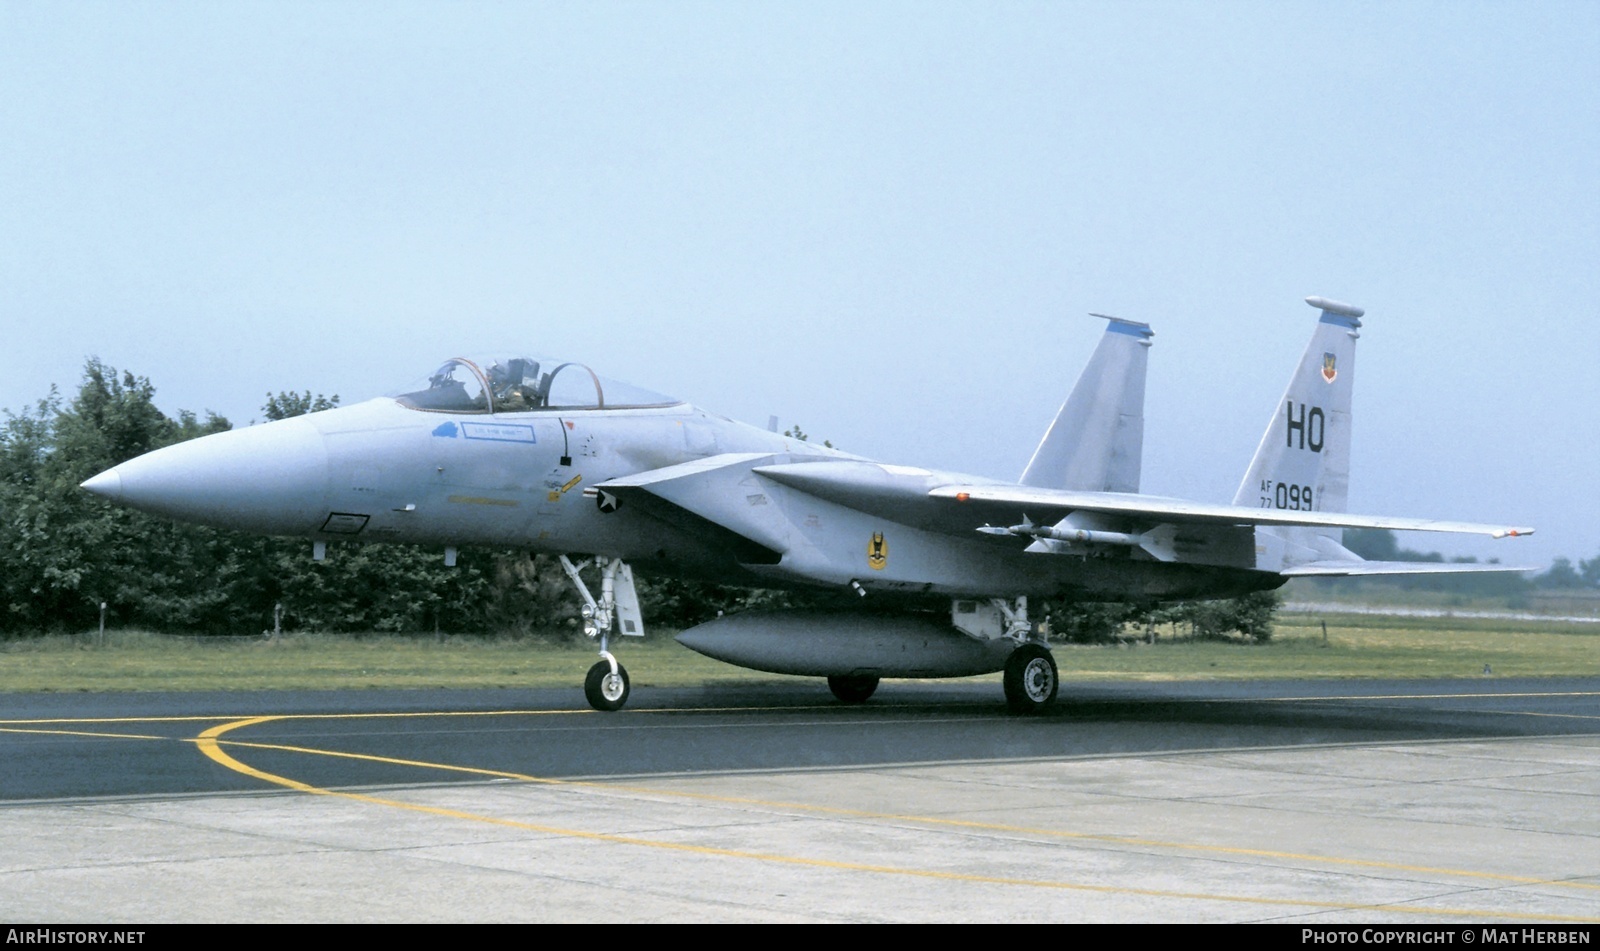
[3, 1, 1596, 568]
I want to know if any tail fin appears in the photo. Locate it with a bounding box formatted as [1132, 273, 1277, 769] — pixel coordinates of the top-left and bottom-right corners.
[1236, 296, 1364, 566]
[1020, 315, 1154, 492]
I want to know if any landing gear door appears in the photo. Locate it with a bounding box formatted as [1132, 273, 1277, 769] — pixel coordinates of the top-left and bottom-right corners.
[613, 562, 645, 637]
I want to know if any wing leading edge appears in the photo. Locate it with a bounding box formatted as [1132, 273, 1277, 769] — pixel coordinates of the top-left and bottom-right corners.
[931, 484, 1534, 539]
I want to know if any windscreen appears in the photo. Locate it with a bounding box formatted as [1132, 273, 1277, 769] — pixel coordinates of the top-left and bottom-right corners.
[393, 356, 678, 413]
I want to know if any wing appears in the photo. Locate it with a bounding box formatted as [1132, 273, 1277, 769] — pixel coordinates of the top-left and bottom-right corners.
[752, 460, 1533, 539]
[597, 456, 1533, 581]
[928, 483, 1534, 539]
[749, 460, 1535, 576]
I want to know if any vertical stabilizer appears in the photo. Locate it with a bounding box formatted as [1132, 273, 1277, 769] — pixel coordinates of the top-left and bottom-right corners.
[1020, 316, 1154, 492]
[1236, 296, 1364, 568]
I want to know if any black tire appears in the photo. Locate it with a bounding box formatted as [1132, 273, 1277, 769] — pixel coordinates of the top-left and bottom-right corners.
[827, 674, 880, 704]
[1003, 644, 1058, 715]
[584, 660, 630, 712]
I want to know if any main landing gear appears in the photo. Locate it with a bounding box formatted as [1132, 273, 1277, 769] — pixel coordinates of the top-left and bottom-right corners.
[966, 596, 1058, 715]
[559, 555, 644, 712]
[827, 674, 880, 704]
[1003, 642, 1058, 715]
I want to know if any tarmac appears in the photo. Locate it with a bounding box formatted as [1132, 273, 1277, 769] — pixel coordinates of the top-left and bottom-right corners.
[2, 680, 1597, 923]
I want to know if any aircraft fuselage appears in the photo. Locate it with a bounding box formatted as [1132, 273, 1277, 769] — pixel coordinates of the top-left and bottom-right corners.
[90, 395, 1278, 602]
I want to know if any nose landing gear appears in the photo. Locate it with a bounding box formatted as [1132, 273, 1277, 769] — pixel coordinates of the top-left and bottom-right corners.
[560, 555, 644, 712]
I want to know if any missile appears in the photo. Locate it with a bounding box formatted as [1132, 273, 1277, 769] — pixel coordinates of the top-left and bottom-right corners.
[979, 518, 1144, 548]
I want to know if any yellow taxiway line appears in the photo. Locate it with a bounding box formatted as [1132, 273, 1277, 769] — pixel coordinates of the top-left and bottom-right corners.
[8, 696, 1596, 921]
[174, 713, 1599, 922]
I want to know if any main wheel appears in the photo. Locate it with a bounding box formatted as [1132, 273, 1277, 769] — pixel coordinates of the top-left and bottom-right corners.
[828, 674, 880, 704]
[1003, 644, 1058, 715]
[584, 660, 630, 712]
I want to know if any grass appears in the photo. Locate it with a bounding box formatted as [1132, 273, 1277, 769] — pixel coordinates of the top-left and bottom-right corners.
[1053, 615, 1599, 681]
[0, 612, 1595, 693]
[0, 631, 752, 693]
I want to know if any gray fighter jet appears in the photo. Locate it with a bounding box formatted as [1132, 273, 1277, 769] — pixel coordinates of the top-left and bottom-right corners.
[82, 297, 1533, 713]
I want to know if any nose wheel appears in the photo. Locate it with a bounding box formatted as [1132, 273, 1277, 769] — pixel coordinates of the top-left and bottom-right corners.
[585, 659, 631, 712]
[1003, 643, 1058, 715]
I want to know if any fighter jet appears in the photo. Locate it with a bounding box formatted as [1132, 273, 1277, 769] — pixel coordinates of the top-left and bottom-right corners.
[81, 297, 1533, 713]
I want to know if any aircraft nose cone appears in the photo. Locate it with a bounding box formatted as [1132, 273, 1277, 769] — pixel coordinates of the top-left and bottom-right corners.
[82, 417, 331, 534]
[80, 468, 123, 500]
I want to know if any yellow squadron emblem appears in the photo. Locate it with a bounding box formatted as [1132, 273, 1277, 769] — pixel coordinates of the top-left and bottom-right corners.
[867, 532, 888, 570]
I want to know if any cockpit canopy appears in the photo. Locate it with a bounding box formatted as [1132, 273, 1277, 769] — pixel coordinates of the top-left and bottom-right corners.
[394, 356, 678, 414]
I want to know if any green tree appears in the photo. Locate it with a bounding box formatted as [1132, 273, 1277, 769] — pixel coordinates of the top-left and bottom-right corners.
[480, 552, 583, 636]
[0, 360, 237, 632]
[1580, 553, 1600, 589]
[1043, 600, 1147, 643]
[1537, 557, 1582, 590]
[263, 540, 492, 634]
[0, 390, 64, 629]
[1042, 591, 1282, 644]
[264, 391, 340, 421]
[783, 424, 834, 449]
[1202, 590, 1281, 642]
[1343, 527, 1401, 561]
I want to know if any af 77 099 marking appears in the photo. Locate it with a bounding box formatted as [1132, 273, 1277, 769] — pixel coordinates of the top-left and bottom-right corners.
[82, 296, 1532, 713]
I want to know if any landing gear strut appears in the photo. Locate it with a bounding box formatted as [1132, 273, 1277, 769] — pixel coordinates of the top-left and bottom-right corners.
[560, 555, 643, 712]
